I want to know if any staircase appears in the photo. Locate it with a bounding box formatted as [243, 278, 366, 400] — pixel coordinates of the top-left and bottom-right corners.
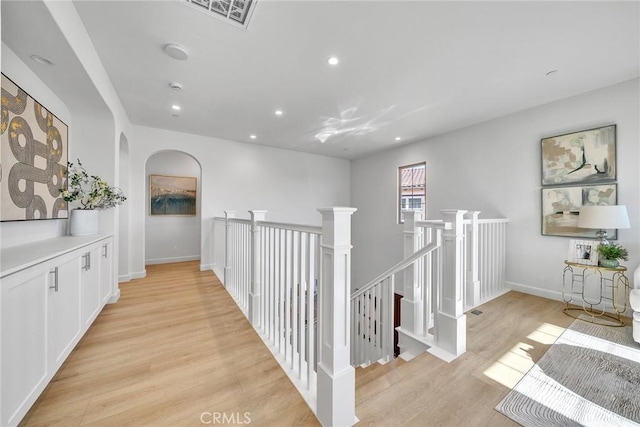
[212, 207, 508, 426]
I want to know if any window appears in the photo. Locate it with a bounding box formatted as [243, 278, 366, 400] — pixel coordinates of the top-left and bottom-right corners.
[398, 162, 426, 223]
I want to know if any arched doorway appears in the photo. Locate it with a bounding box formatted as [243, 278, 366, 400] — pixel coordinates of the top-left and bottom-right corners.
[118, 133, 131, 281]
[144, 150, 202, 265]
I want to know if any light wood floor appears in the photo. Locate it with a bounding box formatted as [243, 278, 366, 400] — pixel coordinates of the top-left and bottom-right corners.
[21, 261, 576, 426]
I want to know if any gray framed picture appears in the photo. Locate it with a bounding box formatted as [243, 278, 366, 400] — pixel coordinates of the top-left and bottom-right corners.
[149, 174, 197, 215]
[1, 73, 68, 221]
[541, 125, 616, 186]
[541, 184, 617, 238]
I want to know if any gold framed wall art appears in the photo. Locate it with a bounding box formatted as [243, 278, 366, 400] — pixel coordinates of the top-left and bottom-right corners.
[1, 73, 68, 221]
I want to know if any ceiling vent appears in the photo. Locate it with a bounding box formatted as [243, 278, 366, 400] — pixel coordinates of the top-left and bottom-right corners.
[183, 0, 257, 28]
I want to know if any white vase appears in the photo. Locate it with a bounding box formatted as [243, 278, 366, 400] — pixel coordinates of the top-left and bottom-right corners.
[70, 209, 99, 236]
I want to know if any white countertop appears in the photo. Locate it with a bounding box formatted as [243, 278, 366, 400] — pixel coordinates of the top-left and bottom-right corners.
[1, 234, 112, 278]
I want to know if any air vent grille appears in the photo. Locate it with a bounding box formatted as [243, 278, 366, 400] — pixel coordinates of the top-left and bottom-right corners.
[185, 0, 256, 28]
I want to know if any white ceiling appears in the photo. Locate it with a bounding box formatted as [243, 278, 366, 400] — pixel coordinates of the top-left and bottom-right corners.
[6, 1, 640, 160]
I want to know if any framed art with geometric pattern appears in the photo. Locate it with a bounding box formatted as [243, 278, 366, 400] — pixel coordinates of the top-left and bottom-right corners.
[1, 73, 68, 221]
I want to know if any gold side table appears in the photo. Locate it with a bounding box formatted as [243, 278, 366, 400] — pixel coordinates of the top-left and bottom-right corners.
[562, 260, 629, 327]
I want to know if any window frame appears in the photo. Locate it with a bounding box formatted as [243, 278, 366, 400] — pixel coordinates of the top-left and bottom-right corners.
[398, 162, 426, 224]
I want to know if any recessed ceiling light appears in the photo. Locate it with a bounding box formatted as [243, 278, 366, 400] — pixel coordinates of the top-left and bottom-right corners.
[169, 82, 183, 90]
[275, 110, 283, 116]
[30, 55, 54, 66]
[328, 56, 339, 66]
[250, 134, 257, 139]
[546, 70, 558, 77]
[172, 105, 181, 111]
[163, 43, 189, 60]
[395, 136, 402, 141]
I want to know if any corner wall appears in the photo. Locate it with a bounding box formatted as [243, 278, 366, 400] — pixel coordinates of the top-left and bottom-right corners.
[351, 79, 640, 300]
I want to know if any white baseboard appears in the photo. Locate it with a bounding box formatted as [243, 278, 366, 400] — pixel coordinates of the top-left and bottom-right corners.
[506, 281, 563, 302]
[108, 289, 121, 304]
[118, 274, 131, 283]
[200, 263, 213, 272]
[130, 270, 146, 280]
[145, 255, 200, 265]
[213, 267, 224, 282]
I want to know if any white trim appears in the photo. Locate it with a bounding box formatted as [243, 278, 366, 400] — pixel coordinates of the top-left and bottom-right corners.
[200, 263, 213, 272]
[130, 270, 147, 280]
[118, 274, 132, 283]
[145, 255, 200, 265]
[107, 289, 121, 304]
[506, 281, 562, 302]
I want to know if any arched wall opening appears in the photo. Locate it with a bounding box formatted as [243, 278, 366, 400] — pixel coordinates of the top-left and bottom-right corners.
[144, 150, 202, 265]
[118, 132, 131, 281]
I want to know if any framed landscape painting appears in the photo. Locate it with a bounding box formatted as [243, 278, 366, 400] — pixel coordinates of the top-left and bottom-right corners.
[541, 184, 617, 238]
[1, 73, 68, 221]
[541, 125, 616, 186]
[149, 174, 197, 216]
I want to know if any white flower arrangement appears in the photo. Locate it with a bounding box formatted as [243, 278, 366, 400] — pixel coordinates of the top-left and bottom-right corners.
[60, 159, 126, 210]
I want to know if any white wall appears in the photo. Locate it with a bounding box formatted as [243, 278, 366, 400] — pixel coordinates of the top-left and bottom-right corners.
[351, 79, 640, 301]
[0, 44, 70, 248]
[128, 125, 351, 278]
[145, 150, 201, 265]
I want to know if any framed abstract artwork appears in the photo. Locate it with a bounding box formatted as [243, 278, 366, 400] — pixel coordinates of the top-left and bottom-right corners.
[541, 184, 617, 238]
[149, 174, 197, 215]
[541, 125, 616, 186]
[1, 73, 68, 221]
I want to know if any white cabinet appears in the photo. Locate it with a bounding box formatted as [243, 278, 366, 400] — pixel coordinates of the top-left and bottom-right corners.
[0, 235, 114, 426]
[81, 247, 101, 329]
[49, 253, 82, 371]
[99, 240, 112, 305]
[1, 264, 49, 427]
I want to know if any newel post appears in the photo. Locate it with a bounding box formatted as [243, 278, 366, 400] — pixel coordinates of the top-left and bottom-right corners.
[399, 210, 426, 356]
[249, 210, 267, 327]
[223, 211, 235, 287]
[437, 209, 467, 358]
[317, 207, 357, 427]
[465, 211, 480, 309]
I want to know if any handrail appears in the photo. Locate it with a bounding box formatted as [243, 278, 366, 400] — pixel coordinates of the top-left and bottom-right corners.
[476, 218, 509, 224]
[213, 216, 322, 234]
[352, 240, 439, 301]
[258, 220, 322, 235]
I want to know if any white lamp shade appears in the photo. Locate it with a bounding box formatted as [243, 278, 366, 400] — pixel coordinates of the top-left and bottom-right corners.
[578, 205, 630, 229]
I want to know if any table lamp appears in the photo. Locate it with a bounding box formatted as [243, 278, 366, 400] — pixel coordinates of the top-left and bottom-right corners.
[578, 205, 630, 244]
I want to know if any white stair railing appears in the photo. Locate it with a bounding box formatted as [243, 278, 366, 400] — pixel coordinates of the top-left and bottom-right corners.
[212, 208, 356, 427]
[211, 206, 507, 424]
[258, 219, 322, 395]
[350, 230, 444, 367]
[475, 218, 508, 306]
[414, 212, 509, 312]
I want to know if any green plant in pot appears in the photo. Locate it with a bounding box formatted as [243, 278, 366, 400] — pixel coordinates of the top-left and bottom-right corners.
[596, 243, 629, 268]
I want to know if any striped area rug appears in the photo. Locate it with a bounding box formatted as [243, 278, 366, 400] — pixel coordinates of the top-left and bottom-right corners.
[496, 319, 640, 426]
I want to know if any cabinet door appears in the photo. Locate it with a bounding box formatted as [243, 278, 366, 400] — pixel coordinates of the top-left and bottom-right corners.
[49, 254, 82, 371]
[1, 266, 49, 427]
[99, 239, 113, 304]
[81, 247, 101, 329]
